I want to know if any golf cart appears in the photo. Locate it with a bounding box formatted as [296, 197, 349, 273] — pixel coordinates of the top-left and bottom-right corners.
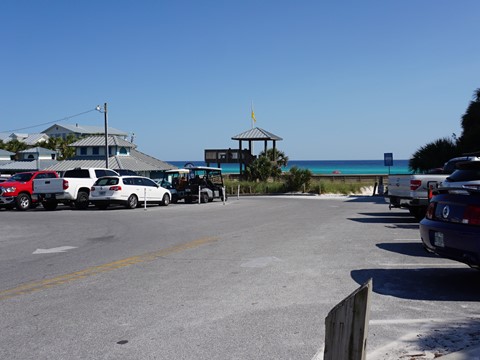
[160, 166, 226, 204]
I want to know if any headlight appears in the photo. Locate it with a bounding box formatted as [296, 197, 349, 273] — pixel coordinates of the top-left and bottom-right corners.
[2, 186, 16, 193]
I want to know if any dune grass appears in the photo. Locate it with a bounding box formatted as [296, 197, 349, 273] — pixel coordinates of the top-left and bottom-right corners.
[224, 179, 372, 195]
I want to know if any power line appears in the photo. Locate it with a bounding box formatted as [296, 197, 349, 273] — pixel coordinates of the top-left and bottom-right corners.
[1, 108, 98, 133]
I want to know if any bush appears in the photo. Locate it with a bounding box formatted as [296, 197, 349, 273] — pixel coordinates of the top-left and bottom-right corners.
[284, 166, 312, 192]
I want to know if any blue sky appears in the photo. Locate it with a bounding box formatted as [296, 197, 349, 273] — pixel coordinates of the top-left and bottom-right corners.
[1, 1, 479, 161]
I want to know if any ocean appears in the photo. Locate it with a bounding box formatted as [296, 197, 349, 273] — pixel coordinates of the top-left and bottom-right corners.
[168, 159, 411, 175]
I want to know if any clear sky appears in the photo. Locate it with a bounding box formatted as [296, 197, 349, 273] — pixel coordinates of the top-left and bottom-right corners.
[1, 1, 479, 161]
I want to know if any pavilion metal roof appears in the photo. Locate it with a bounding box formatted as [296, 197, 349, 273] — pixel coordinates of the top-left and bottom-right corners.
[231, 127, 283, 141]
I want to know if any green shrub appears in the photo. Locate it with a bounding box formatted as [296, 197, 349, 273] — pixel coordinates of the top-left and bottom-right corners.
[284, 166, 312, 192]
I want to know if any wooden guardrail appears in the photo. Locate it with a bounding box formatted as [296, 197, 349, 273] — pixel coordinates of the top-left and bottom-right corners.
[323, 279, 373, 360]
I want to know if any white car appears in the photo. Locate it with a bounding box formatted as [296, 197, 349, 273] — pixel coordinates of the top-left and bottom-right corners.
[90, 176, 171, 209]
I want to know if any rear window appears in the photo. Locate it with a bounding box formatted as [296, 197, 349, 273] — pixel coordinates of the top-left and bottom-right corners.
[94, 177, 119, 186]
[64, 169, 90, 178]
[95, 169, 118, 178]
[447, 169, 480, 182]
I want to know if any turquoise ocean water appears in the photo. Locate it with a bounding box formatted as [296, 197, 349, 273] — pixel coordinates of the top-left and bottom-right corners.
[168, 159, 411, 175]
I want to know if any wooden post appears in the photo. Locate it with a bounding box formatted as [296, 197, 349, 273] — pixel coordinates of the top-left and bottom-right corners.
[324, 279, 372, 360]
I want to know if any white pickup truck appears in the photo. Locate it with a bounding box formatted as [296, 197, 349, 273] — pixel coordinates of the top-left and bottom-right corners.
[33, 168, 119, 210]
[386, 156, 480, 219]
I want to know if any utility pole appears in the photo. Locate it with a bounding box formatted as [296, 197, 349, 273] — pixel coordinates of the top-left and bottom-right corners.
[103, 102, 109, 168]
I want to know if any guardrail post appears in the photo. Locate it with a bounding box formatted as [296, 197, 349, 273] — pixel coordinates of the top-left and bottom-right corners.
[324, 279, 372, 360]
[144, 188, 147, 210]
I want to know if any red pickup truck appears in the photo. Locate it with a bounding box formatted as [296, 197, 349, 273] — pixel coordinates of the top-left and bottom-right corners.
[0, 171, 59, 211]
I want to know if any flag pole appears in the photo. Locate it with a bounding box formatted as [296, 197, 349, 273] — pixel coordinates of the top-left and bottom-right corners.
[251, 101, 256, 154]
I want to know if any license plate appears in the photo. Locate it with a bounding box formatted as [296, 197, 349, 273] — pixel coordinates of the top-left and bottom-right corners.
[99, 191, 106, 195]
[45, 194, 52, 199]
[434, 232, 445, 247]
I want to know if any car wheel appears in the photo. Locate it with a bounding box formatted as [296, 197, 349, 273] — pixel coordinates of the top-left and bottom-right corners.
[160, 193, 170, 206]
[75, 191, 90, 210]
[200, 192, 209, 203]
[126, 194, 138, 209]
[172, 194, 178, 204]
[43, 201, 58, 211]
[15, 193, 31, 211]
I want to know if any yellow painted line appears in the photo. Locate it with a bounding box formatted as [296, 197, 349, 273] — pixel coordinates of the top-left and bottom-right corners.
[0, 236, 218, 301]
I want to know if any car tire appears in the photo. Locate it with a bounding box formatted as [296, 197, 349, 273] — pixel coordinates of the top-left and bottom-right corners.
[15, 193, 31, 211]
[75, 191, 90, 210]
[172, 194, 178, 204]
[126, 194, 138, 209]
[200, 192, 209, 204]
[160, 193, 170, 206]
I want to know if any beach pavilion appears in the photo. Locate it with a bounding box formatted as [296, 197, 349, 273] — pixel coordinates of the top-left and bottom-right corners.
[204, 127, 283, 176]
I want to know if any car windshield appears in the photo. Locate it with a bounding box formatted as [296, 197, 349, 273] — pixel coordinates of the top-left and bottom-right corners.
[9, 173, 33, 182]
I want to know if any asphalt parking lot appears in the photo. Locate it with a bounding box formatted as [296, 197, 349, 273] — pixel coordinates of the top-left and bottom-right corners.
[1, 195, 480, 359]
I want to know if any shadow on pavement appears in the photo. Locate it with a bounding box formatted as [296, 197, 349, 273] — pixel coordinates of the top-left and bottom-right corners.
[345, 196, 387, 204]
[351, 267, 480, 301]
[376, 242, 436, 258]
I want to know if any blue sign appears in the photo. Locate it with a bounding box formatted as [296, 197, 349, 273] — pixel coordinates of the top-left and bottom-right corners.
[384, 153, 393, 167]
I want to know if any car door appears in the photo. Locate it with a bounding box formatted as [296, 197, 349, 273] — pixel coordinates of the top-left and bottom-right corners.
[142, 177, 162, 202]
[128, 177, 145, 203]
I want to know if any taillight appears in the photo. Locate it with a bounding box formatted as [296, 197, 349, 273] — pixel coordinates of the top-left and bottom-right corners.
[463, 205, 480, 226]
[109, 186, 122, 191]
[425, 202, 436, 219]
[410, 179, 422, 191]
[63, 180, 69, 190]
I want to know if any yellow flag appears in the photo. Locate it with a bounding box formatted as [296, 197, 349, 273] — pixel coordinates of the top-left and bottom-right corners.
[251, 109, 256, 122]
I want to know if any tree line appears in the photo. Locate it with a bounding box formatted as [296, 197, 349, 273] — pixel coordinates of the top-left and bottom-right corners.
[0, 134, 77, 161]
[409, 88, 480, 173]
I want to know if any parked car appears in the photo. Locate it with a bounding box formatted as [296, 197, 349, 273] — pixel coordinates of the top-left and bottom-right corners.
[158, 166, 226, 204]
[33, 167, 119, 210]
[419, 187, 480, 268]
[90, 175, 171, 209]
[441, 160, 480, 189]
[0, 171, 59, 210]
[386, 156, 480, 220]
[153, 179, 178, 203]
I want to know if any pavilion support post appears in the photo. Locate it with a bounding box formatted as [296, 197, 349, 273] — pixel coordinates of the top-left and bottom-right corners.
[238, 140, 243, 176]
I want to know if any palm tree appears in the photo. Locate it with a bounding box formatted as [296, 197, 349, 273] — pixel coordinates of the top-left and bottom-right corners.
[56, 134, 77, 160]
[458, 88, 480, 154]
[409, 137, 459, 173]
[4, 139, 28, 158]
[259, 148, 289, 167]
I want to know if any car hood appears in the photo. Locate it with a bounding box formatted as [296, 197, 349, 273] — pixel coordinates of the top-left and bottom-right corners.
[0, 181, 25, 187]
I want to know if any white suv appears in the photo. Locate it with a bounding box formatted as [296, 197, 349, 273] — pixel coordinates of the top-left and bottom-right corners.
[90, 176, 171, 209]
